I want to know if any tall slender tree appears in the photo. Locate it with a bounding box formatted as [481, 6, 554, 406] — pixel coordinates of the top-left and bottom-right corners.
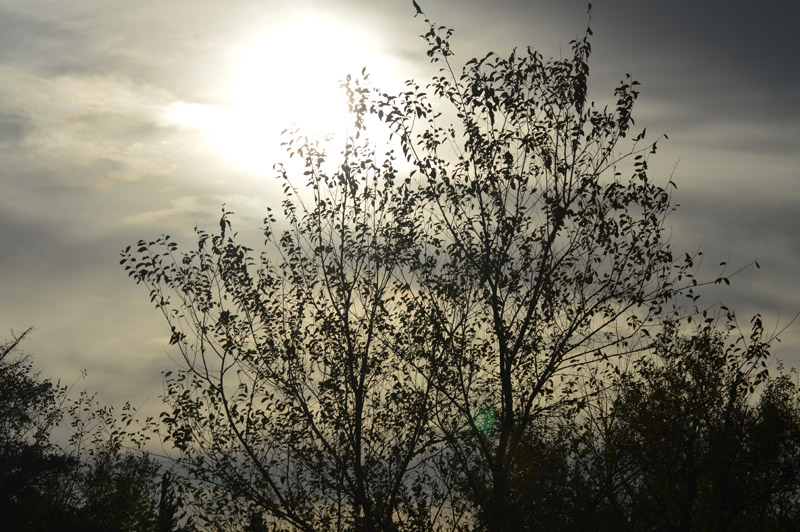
[371, 5, 698, 529]
[125, 77, 443, 531]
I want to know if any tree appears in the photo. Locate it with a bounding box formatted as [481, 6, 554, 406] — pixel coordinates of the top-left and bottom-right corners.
[571, 318, 800, 531]
[79, 442, 162, 532]
[124, 4, 755, 531]
[466, 317, 800, 532]
[371, 6, 700, 530]
[0, 328, 76, 530]
[0, 330, 187, 532]
[125, 77, 440, 531]
[156, 471, 191, 532]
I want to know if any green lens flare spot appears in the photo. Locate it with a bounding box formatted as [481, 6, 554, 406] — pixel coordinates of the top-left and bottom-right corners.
[473, 407, 497, 433]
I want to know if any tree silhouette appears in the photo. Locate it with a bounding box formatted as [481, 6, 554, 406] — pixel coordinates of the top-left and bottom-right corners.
[0, 329, 76, 530]
[371, 6, 702, 530]
[0, 330, 189, 532]
[126, 84, 440, 531]
[575, 319, 800, 531]
[123, 3, 797, 531]
[156, 470, 191, 532]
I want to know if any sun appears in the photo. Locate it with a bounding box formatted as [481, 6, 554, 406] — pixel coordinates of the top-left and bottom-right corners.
[167, 14, 392, 173]
[236, 17, 360, 130]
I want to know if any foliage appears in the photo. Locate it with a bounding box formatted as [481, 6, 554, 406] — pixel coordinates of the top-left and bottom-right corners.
[371, 6, 698, 530]
[124, 76, 440, 531]
[569, 318, 800, 531]
[122, 3, 797, 531]
[466, 319, 800, 532]
[0, 328, 75, 530]
[0, 330, 190, 532]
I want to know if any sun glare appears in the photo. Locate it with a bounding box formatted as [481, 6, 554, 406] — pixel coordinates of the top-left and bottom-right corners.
[166, 15, 392, 173]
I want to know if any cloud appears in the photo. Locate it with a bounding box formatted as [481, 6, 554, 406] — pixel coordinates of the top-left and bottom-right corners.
[0, 111, 32, 146]
[588, 1, 800, 127]
[0, 5, 84, 74]
[0, 67, 184, 188]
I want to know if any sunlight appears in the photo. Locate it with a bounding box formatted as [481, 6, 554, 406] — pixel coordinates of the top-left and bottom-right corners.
[166, 14, 393, 173]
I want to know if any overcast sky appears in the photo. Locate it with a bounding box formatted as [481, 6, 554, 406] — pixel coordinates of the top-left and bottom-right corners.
[1, 0, 798, 413]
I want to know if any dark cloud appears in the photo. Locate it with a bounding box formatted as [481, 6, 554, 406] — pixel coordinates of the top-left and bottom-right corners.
[675, 186, 800, 258]
[0, 112, 32, 146]
[587, 1, 800, 125]
[597, 1, 800, 79]
[0, 6, 81, 72]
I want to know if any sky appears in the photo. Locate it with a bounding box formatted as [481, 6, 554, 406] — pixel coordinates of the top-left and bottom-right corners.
[1, 0, 798, 416]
